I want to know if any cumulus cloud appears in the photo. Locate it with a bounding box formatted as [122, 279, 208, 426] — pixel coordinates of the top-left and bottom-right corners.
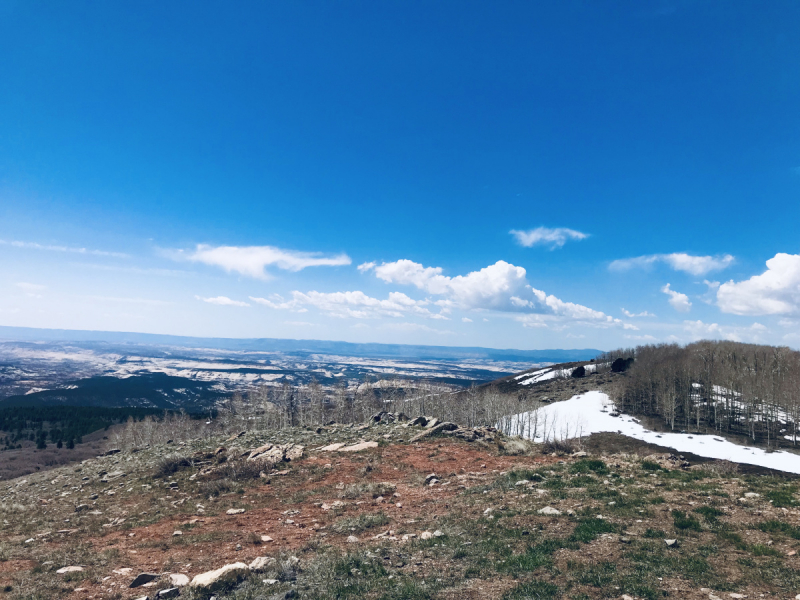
[610, 253, 734, 276]
[509, 227, 589, 249]
[717, 253, 800, 315]
[662, 283, 692, 312]
[250, 290, 442, 320]
[196, 295, 250, 307]
[621, 308, 656, 318]
[361, 259, 608, 322]
[462, 317, 473, 323]
[179, 244, 351, 279]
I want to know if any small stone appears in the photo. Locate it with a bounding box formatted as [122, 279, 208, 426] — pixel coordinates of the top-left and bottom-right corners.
[537, 506, 561, 516]
[420, 531, 433, 540]
[226, 508, 245, 515]
[665, 539, 679, 548]
[728, 594, 746, 599]
[261, 535, 274, 543]
[744, 492, 760, 498]
[433, 530, 443, 537]
[347, 535, 359, 543]
[130, 573, 160, 588]
[172, 531, 182, 536]
[619, 536, 631, 544]
[157, 588, 180, 599]
[56, 566, 84, 574]
[168, 573, 189, 586]
[263, 579, 278, 584]
[622, 595, 634, 600]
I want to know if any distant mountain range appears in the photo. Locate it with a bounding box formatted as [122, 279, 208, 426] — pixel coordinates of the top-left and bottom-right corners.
[0, 325, 601, 363]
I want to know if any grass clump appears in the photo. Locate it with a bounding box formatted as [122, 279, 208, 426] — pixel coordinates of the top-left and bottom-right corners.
[672, 509, 702, 532]
[758, 519, 800, 539]
[331, 512, 390, 534]
[569, 459, 609, 475]
[502, 580, 560, 599]
[693, 506, 724, 523]
[765, 488, 797, 507]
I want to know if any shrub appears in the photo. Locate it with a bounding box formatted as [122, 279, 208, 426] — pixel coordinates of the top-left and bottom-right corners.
[156, 456, 193, 478]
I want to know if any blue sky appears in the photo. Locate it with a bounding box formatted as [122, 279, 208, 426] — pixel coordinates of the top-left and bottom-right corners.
[1, 1, 799, 350]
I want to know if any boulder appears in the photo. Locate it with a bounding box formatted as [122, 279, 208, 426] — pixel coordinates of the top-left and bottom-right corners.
[409, 422, 458, 443]
[338, 441, 379, 452]
[320, 443, 345, 451]
[189, 562, 250, 589]
[284, 444, 304, 461]
[248, 557, 276, 572]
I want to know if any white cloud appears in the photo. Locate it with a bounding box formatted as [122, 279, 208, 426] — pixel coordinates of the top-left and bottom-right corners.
[16, 282, 46, 297]
[509, 227, 589, 249]
[662, 283, 692, 312]
[610, 253, 734, 276]
[361, 259, 608, 321]
[683, 320, 767, 343]
[461, 317, 473, 323]
[250, 290, 441, 320]
[621, 308, 656, 318]
[624, 334, 657, 341]
[196, 295, 250, 307]
[85, 295, 172, 306]
[382, 322, 454, 335]
[717, 253, 800, 315]
[180, 244, 351, 280]
[0, 239, 128, 258]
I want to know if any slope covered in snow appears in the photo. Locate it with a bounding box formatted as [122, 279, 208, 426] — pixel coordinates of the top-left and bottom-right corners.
[502, 390, 800, 475]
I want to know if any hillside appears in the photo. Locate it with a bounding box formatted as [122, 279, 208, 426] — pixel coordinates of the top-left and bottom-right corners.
[2, 410, 800, 599]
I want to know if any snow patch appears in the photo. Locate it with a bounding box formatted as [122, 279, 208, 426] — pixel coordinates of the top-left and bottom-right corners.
[502, 391, 800, 475]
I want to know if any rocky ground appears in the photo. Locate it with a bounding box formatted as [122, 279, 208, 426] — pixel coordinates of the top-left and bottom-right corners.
[2, 412, 800, 600]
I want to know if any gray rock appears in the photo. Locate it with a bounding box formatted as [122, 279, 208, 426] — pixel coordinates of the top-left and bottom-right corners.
[156, 588, 180, 599]
[248, 556, 276, 572]
[665, 539, 679, 548]
[537, 506, 561, 516]
[168, 573, 189, 586]
[130, 573, 159, 588]
[189, 563, 249, 589]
